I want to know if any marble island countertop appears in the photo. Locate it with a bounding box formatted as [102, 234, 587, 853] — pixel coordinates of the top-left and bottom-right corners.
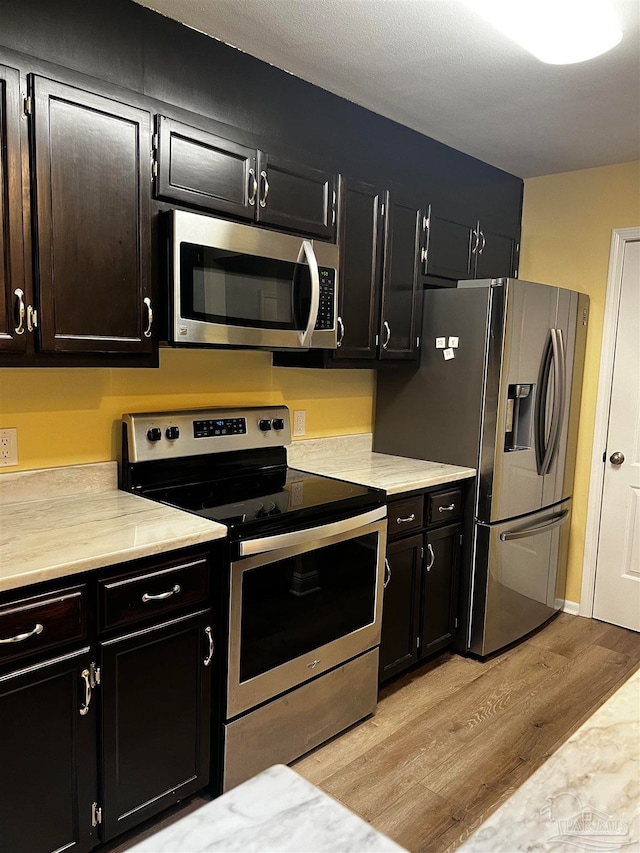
[0, 462, 226, 593]
[288, 434, 475, 495]
[124, 764, 405, 852]
[456, 668, 640, 852]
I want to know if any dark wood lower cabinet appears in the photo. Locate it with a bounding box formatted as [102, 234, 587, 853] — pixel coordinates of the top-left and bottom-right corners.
[380, 494, 464, 684]
[422, 523, 462, 656]
[0, 647, 97, 853]
[100, 609, 213, 841]
[379, 535, 422, 681]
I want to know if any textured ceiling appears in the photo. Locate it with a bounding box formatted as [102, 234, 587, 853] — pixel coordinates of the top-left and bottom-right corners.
[133, 0, 640, 178]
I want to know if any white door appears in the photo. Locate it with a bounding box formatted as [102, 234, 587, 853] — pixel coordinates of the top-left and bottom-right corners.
[593, 238, 640, 631]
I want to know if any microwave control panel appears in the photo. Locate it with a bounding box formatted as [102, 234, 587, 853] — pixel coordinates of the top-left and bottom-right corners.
[314, 268, 336, 331]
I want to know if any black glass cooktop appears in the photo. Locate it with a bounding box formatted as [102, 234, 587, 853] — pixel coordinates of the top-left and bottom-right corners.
[142, 466, 384, 541]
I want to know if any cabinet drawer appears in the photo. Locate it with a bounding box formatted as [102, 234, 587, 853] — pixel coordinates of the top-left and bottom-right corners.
[387, 495, 424, 540]
[99, 555, 210, 632]
[427, 489, 463, 526]
[0, 586, 86, 666]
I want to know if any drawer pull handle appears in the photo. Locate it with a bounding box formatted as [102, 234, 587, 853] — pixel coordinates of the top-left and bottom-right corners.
[80, 668, 92, 716]
[141, 584, 181, 603]
[0, 622, 43, 644]
[438, 503, 455, 513]
[396, 513, 416, 524]
[426, 544, 435, 572]
[204, 626, 214, 667]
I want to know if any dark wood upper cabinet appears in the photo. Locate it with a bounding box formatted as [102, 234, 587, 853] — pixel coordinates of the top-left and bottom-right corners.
[423, 210, 475, 280]
[333, 176, 382, 361]
[154, 117, 336, 240]
[0, 65, 26, 354]
[424, 207, 518, 283]
[255, 151, 335, 240]
[0, 648, 97, 853]
[156, 116, 256, 220]
[30, 75, 153, 355]
[379, 192, 423, 361]
[475, 227, 517, 279]
[100, 609, 212, 841]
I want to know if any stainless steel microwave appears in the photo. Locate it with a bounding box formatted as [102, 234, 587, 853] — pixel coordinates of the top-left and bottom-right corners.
[169, 210, 340, 350]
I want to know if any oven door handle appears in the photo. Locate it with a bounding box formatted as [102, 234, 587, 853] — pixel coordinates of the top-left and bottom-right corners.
[238, 505, 387, 556]
[297, 240, 320, 348]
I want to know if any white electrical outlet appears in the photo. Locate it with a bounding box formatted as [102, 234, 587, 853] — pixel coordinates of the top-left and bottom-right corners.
[293, 410, 306, 437]
[0, 428, 18, 467]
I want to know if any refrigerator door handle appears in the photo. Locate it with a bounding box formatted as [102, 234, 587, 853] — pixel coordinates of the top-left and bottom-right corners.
[499, 508, 569, 541]
[535, 329, 566, 476]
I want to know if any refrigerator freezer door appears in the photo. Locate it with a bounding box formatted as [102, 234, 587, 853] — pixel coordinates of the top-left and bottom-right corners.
[486, 279, 560, 523]
[468, 500, 571, 657]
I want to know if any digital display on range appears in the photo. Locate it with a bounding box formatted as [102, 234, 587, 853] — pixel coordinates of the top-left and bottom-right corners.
[193, 418, 247, 438]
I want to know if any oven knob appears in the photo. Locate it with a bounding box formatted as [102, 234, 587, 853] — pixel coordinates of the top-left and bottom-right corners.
[146, 427, 162, 442]
[165, 426, 180, 441]
[272, 418, 285, 431]
[258, 419, 272, 432]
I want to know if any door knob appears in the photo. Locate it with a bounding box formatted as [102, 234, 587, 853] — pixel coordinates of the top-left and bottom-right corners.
[609, 451, 625, 466]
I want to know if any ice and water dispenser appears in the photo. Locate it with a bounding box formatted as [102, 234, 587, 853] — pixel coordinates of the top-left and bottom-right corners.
[504, 384, 534, 451]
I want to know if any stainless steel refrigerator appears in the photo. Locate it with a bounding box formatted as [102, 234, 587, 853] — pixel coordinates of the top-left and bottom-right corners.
[374, 278, 589, 657]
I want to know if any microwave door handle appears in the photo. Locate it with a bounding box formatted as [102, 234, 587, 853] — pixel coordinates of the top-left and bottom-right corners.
[297, 240, 320, 348]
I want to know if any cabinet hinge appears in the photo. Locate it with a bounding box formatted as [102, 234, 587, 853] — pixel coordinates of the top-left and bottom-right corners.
[91, 802, 102, 827]
[416, 336, 420, 348]
[152, 132, 159, 152]
[454, 618, 458, 629]
[380, 203, 385, 217]
[416, 636, 421, 649]
[423, 215, 430, 231]
[375, 334, 379, 346]
[514, 268, 519, 279]
[151, 159, 158, 180]
[90, 662, 101, 688]
[421, 546, 424, 560]
[23, 96, 32, 116]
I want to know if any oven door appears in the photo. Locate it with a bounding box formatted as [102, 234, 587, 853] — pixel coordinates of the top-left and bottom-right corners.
[171, 210, 338, 350]
[227, 508, 387, 719]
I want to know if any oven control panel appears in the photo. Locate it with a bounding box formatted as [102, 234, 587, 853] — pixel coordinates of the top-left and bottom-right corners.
[123, 406, 291, 462]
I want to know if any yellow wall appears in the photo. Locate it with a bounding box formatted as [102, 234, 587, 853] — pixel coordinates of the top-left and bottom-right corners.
[0, 350, 375, 471]
[519, 160, 640, 603]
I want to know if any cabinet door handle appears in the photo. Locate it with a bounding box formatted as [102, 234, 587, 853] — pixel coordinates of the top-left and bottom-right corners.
[0, 623, 43, 644]
[141, 583, 181, 603]
[259, 170, 269, 208]
[204, 626, 214, 666]
[143, 296, 153, 338]
[14, 288, 25, 335]
[27, 304, 38, 331]
[248, 168, 258, 206]
[396, 513, 416, 524]
[337, 316, 345, 347]
[382, 321, 391, 350]
[80, 668, 92, 716]
[425, 544, 435, 572]
[383, 558, 392, 589]
[478, 231, 486, 255]
[438, 504, 455, 513]
[471, 228, 480, 256]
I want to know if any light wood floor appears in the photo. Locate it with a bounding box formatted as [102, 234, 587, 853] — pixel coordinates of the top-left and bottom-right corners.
[105, 613, 640, 853]
[293, 613, 640, 852]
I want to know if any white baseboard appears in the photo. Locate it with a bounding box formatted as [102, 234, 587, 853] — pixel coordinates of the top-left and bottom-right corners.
[562, 600, 580, 616]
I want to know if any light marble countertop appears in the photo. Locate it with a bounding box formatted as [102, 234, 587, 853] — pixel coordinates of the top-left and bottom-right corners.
[124, 764, 405, 852]
[0, 462, 226, 593]
[288, 434, 476, 496]
[457, 668, 640, 852]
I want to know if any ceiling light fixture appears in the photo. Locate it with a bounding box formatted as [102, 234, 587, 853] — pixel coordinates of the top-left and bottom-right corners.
[464, 0, 623, 64]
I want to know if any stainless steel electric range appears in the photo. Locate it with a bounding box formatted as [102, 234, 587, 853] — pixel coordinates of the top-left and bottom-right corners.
[120, 406, 387, 791]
